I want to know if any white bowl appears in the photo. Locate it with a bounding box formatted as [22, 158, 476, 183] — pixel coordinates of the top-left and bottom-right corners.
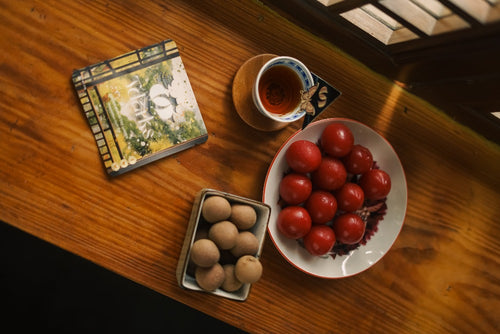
[263, 118, 407, 278]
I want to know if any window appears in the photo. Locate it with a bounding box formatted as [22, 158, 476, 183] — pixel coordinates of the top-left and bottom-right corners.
[326, 0, 500, 45]
[262, 0, 500, 142]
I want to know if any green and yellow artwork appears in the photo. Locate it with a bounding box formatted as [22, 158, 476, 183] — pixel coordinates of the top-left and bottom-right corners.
[73, 40, 208, 175]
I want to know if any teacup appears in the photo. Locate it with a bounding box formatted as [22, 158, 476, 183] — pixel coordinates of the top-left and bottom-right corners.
[252, 56, 314, 123]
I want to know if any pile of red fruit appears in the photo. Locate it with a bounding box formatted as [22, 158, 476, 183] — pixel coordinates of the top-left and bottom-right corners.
[276, 122, 391, 257]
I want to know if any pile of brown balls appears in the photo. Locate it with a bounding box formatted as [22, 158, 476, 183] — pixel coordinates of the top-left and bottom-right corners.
[189, 195, 263, 292]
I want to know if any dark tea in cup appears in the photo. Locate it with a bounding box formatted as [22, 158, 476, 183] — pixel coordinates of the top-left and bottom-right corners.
[252, 56, 313, 123]
[258, 65, 303, 115]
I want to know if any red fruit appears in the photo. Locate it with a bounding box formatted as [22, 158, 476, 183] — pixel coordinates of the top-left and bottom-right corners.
[332, 213, 366, 245]
[279, 173, 312, 205]
[303, 225, 336, 256]
[343, 144, 373, 174]
[276, 206, 312, 239]
[335, 182, 365, 212]
[359, 169, 391, 200]
[311, 156, 347, 191]
[285, 140, 322, 173]
[305, 190, 337, 224]
[320, 123, 354, 157]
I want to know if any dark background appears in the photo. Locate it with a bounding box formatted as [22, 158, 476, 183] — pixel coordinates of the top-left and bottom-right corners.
[0, 221, 246, 333]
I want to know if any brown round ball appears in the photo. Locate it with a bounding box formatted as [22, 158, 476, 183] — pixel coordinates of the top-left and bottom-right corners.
[230, 231, 259, 258]
[195, 263, 225, 291]
[230, 204, 257, 230]
[208, 220, 239, 250]
[201, 196, 231, 223]
[221, 264, 243, 292]
[235, 255, 263, 284]
[190, 239, 220, 267]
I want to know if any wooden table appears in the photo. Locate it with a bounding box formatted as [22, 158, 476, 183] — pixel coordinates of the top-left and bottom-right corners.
[1, 1, 499, 333]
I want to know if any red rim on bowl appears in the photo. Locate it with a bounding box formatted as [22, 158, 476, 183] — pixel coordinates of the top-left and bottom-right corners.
[262, 118, 407, 279]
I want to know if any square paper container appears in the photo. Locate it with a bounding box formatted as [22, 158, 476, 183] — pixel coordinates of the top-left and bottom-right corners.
[176, 188, 271, 301]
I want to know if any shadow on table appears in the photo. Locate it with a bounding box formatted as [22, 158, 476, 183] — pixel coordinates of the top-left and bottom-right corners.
[0, 221, 246, 334]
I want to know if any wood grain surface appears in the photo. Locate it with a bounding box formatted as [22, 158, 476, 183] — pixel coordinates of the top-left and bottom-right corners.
[232, 53, 287, 132]
[1, 1, 499, 333]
